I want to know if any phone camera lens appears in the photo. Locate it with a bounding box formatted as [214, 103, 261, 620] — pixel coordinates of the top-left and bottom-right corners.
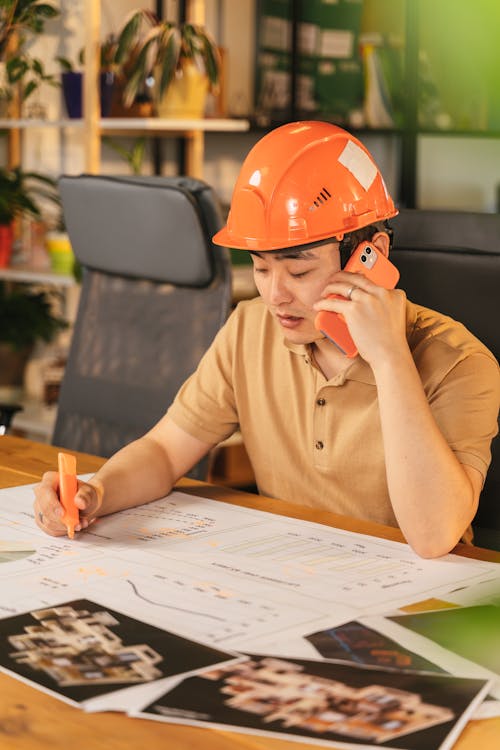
[361, 255, 366, 263]
[365, 247, 372, 254]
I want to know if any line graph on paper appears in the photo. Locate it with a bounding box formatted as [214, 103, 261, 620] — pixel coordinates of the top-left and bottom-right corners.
[86, 561, 328, 648]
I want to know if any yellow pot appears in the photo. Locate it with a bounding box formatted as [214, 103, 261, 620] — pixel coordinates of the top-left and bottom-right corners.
[156, 62, 208, 119]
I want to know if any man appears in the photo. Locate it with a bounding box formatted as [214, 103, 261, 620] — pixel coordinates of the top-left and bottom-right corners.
[34, 122, 500, 558]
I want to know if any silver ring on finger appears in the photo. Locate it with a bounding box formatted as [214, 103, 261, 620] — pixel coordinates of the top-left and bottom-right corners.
[346, 285, 357, 301]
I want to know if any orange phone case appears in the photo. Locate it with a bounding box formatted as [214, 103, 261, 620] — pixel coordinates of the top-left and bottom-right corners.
[314, 242, 400, 357]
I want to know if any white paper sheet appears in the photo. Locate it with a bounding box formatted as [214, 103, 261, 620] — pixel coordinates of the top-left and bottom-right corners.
[1, 481, 498, 624]
[472, 699, 500, 719]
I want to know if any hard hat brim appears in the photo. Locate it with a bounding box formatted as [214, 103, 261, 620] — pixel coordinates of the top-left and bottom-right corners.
[212, 225, 345, 252]
[212, 213, 398, 253]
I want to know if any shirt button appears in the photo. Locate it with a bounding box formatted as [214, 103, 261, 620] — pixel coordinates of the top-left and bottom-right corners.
[316, 398, 326, 406]
[315, 441, 324, 450]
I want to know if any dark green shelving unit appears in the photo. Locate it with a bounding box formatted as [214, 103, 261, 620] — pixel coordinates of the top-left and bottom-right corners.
[254, 0, 500, 209]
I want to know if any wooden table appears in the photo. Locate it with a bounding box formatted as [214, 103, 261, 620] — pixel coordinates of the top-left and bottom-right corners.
[0, 435, 498, 750]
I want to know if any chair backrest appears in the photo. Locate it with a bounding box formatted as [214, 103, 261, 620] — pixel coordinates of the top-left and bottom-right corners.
[53, 175, 232, 479]
[391, 208, 500, 546]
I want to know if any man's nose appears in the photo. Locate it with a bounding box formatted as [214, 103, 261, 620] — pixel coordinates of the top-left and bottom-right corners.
[269, 272, 292, 304]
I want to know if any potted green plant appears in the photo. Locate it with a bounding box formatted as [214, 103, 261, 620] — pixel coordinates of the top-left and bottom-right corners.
[0, 280, 67, 392]
[0, 166, 58, 267]
[114, 9, 221, 118]
[0, 0, 60, 113]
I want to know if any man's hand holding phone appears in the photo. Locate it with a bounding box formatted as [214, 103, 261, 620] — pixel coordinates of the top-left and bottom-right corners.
[314, 241, 402, 360]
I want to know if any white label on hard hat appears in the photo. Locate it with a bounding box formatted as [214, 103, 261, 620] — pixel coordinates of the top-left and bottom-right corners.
[338, 140, 377, 192]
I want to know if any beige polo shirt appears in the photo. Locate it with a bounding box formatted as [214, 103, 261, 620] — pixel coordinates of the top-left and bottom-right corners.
[168, 297, 500, 533]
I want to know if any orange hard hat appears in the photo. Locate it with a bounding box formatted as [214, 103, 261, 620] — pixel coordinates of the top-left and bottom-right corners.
[212, 121, 398, 252]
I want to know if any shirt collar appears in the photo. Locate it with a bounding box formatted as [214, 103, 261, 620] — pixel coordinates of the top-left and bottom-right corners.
[284, 339, 375, 385]
[283, 301, 418, 386]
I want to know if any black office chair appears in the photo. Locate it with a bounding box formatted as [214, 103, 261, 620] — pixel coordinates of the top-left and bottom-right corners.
[52, 175, 232, 479]
[391, 208, 500, 549]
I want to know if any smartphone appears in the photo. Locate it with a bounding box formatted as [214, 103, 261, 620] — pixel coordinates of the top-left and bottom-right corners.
[314, 241, 400, 357]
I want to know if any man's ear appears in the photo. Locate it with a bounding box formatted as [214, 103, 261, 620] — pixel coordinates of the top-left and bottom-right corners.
[370, 231, 391, 257]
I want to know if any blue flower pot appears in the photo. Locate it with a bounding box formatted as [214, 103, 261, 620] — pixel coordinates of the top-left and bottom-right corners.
[62, 71, 115, 118]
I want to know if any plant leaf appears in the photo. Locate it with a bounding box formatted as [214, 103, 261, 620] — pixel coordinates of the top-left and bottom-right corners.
[114, 9, 148, 64]
[33, 4, 59, 19]
[22, 79, 38, 100]
[121, 28, 161, 107]
[197, 27, 221, 89]
[32, 57, 43, 75]
[158, 27, 181, 97]
[56, 55, 73, 72]
[7, 57, 29, 82]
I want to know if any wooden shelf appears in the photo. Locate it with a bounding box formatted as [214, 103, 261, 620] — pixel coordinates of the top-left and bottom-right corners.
[0, 117, 249, 133]
[417, 128, 500, 139]
[0, 264, 75, 286]
[100, 117, 250, 134]
[0, 118, 85, 129]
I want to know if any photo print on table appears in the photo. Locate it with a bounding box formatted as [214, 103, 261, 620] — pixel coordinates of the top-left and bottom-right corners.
[136, 654, 491, 750]
[0, 598, 237, 705]
[305, 620, 446, 673]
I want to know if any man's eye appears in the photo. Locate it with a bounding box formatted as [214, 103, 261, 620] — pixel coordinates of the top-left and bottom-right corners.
[291, 271, 308, 278]
[254, 267, 267, 274]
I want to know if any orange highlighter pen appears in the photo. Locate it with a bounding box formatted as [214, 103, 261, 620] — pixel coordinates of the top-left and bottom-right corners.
[58, 452, 79, 539]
